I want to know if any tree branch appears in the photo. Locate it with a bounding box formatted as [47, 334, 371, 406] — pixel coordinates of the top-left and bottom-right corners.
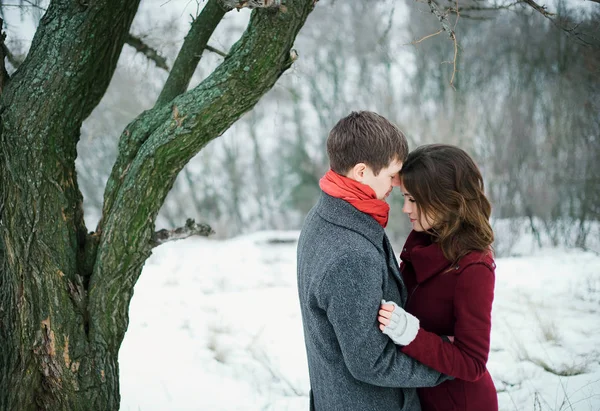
[98, 0, 229, 229]
[407, 29, 443, 45]
[125, 33, 169, 71]
[425, 0, 459, 88]
[513, 0, 597, 47]
[0, 1, 45, 10]
[453, 2, 520, 12]
[92, 0, 316, 349]
[220, 0, 284, 8]
[520, 0, 555, 17]
[156, 0, 228, 106]
[427, 0, 455, 36]
[441, 0, 598, 47]
[151, 218, 214, 247]
[206, 44, 228, 58]
[2, 1, 142, 125]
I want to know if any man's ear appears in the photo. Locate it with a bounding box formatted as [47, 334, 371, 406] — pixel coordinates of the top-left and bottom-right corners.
[346, 163, 368, 182]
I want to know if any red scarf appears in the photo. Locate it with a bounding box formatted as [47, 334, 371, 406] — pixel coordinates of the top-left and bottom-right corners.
[319, 170, 390, 228]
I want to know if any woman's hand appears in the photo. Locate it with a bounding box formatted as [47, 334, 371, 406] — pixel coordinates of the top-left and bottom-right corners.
[378, 300, 420, 346]
[378, 303, 396, 331]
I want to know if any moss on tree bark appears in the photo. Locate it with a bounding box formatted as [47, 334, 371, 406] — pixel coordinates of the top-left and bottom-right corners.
[0, 0, 315, 409]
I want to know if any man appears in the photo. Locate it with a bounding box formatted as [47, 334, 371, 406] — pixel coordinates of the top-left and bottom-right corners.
[297, 111, 446, 410]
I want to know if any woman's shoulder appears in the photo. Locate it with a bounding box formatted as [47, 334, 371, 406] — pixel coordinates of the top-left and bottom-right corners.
[456, 249, 495, 273]
[454, 251, 496, 293]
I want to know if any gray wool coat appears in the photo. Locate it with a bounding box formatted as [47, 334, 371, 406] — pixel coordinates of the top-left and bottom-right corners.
[297, 193, 446, 411]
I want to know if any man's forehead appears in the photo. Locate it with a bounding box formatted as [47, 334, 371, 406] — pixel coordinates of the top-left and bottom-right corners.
[387, 159, 403, 172]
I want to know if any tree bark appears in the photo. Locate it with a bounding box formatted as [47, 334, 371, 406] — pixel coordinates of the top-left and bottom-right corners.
[0, 0, 315, 409]
[221, 0, 285, 9]
[0, 1, 141, 409]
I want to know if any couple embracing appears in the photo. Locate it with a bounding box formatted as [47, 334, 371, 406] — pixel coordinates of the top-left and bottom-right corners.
[297, 111, 497, 411]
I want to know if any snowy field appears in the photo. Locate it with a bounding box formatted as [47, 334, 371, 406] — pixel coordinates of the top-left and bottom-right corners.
[119, 231, 600, 411]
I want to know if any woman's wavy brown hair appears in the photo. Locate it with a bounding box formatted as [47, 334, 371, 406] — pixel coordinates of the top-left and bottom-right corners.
[400, 144, 494, 265]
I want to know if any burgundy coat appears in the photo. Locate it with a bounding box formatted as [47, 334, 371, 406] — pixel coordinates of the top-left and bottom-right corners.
[399, 230, 498, 411]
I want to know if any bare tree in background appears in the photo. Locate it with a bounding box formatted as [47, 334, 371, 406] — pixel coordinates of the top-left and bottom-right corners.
[404, 3, 600, 254]
[163, 0, 600, 252]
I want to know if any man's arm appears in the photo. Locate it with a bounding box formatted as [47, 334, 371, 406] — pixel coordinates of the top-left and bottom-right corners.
[317, 250, 448, 388]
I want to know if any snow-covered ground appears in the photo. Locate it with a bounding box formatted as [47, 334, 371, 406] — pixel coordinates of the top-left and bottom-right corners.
[119, 231, 600, 411]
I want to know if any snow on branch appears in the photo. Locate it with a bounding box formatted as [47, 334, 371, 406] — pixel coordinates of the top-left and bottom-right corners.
[125, 33, 169, 72]
[220, 0, 284, 9]
[151, 218, 215, 247]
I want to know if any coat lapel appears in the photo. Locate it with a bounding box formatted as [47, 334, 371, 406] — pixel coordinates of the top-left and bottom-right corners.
[316, 192, 407, 302]
[400, 231, 452, 284]
[316, 192, 385, 253]
[383, 234, 407, 304]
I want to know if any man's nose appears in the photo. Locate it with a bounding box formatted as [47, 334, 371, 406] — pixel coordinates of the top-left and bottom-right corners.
[392, 175, 401, 187]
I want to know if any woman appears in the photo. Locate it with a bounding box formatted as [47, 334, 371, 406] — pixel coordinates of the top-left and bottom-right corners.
[377, 144, 498, 411]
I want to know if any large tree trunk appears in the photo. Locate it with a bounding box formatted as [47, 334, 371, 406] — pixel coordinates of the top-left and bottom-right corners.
[0, 0, 315, 409]
[0, 1, 140, 408]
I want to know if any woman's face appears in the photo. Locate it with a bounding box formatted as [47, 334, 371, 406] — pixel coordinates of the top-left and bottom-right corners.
[401, 185, 435, 232]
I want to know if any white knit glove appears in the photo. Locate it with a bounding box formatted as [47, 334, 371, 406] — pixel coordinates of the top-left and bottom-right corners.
[380, 299, 420, 346]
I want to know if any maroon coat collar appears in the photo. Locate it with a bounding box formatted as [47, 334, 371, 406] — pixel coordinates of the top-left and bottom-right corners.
[400, 231, 452, 284]
[400, 230, 495, 284]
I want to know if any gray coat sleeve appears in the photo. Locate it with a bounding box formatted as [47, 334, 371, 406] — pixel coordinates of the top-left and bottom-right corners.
[317, 250, 447, 388]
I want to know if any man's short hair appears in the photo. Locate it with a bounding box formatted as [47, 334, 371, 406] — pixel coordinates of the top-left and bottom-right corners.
[327, 111, 409, 175]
